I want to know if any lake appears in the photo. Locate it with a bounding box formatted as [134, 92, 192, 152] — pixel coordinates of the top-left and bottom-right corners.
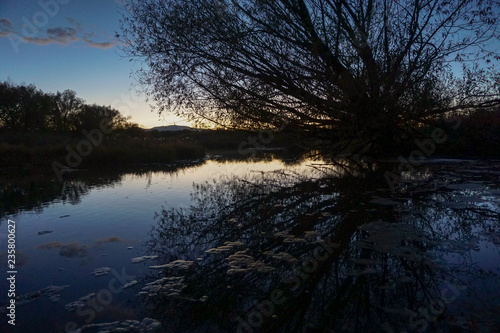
[1, 155, 499, 332]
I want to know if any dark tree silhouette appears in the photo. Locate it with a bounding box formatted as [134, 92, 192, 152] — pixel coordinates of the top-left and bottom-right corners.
[0, 82, 49, 132]
[70, 103, 128, 132]
[52, 89, 84, 131]
[0, 81, 135, 134]
[119, 0, 500, 155]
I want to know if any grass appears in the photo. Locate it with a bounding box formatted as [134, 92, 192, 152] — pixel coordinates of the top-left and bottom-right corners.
[82, 141, 206, 166]
[0, 138, 206, 172]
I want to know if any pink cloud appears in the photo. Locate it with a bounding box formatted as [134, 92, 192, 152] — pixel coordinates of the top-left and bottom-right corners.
[82, 37, 116, 49]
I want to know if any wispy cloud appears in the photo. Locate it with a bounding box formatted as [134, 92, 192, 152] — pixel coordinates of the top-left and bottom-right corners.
[21, 27, 78, 45]
[48, 27, 78, 43]
[0, 16, 115, 50]
[65, 17, 82, 31]
[82, 37, 116, 49]
[21, 36, 52, 45]
[0, 18, 14, 37]
[84, 32, 98, 39]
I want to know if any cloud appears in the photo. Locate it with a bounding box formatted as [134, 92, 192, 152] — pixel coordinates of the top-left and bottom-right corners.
[21, 36, 53, 45]
[20, 27, 78, 45]
[0, 18, 13, 29]
[82, 37, 116, 49]
[65, 17, 82, 31]
[83, 32, 98, 39]
[0, 17, 115, 50]
[0, 18, 14, 37]
[47, 27, 78, 43]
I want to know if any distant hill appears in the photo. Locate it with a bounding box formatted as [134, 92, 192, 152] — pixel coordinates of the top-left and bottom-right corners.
[147, 125, 192, 132]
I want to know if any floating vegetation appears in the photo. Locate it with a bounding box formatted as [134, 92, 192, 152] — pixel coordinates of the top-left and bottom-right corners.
[72, 317, 161, 332]
[37, 241, 64, 249]
[49, 295, 60, 302]
[65, 293, 96, 312]
[123, 280, 138, 289]
[42, 285, 70, 295]
[273, 232, 307, 244]
[131, 255, 158, 263]
[274, 231, 292, 238]
[264, 251, 298, 263]
[64, 300, 86, 312]
[141, 277, 186, 297]
[283, 237, 306, 243]
[205, 241, 245, 254]
[205, 245, 234, 254]
[225, 241, 245, 247]
[37, 241, 88, 258]
[304, 230, 320, 240]
[226, 249, 274, 274]
[94, 236, 124, 246]
[90, 267, 111, 276]
[150, 260, 194, 270]
[2, 285, 71, 310]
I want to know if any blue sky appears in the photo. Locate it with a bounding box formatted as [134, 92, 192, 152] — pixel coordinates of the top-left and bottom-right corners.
[0, 0, 188, 128]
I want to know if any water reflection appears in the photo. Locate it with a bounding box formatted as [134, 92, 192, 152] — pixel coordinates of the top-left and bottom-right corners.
[0, 151, 310, 220]
[143, 160, 500, 332]
[0, 161, 206, 219]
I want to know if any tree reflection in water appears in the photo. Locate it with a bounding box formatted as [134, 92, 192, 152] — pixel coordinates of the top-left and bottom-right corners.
[144, 160, 500, 332]
[0, 161, 205, 220]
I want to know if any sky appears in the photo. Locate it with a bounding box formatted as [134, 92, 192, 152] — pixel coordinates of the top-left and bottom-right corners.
[0, 1, 498, 129]
[0, 0, 189, 128]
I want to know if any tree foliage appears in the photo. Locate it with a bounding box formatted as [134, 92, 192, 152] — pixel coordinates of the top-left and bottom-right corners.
[0, 81, 136, 134]
[120, 0, 500, 155]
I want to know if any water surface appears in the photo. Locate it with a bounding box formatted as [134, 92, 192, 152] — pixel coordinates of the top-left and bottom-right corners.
[0, 157, 499, 332]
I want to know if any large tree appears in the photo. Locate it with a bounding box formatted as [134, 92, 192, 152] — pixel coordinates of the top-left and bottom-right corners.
[119, 0, 499, 155]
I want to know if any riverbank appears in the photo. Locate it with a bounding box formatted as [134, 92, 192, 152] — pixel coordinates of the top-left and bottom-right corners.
[0, 138, 206, 174]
